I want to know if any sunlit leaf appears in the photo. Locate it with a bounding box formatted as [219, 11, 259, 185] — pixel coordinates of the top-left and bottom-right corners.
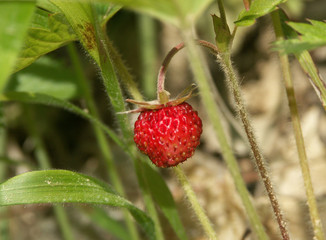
[0, 1, 36, 91]
[235, 0, 286, 26]
[38, 0, 120, 27]
[274, 20, 326, 54]
[95, 2, 122, 27]
[37, 0, 61, 13]
[14, 2, 121, 72]
[100, 0, 213, 26]
[50, 1, 100, 63]
[0, 170, 155, 240]
[7, 57, 81, 100]
[14, 8, 77, 72]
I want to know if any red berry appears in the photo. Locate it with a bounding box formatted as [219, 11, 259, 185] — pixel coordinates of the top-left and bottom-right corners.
[133, 102, 202, 168]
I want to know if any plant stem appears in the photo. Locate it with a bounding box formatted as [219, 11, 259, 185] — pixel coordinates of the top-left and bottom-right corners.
[173, 166, 218, 240]
[92, 5, 166, 238]
[53, 206, 75, 240]
[159, 38, 269, 239]
[212, 3, 288, 235]
[216, 0, 227, 27]
[67, 43, 140, 240]
[271, 10, 325, 240]
[219, 52, 290, 240]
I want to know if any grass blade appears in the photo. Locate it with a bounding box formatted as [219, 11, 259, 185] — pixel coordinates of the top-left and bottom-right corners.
[0, 169, 155, 240]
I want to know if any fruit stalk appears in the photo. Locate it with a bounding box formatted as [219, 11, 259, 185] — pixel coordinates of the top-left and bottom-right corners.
[156, 42, 183, 104]
[158, 37, 269, 239]
[157, 40, 217, 99]
[156, 41, 217, 105]
[144, 38, 216, 239]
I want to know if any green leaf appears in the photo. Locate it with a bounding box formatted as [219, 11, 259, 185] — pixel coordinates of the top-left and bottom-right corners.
[37, 0, 120, 27]
[212, 14, 232, 53]
[99, 0, 213, 26]
[51, 1, 132, 141]
[289, 19, 326, 39]
[14, 8, 77, 72]
[271, 8, 298, 53]
[95, 2, 122, 27]
[50, 1, 100, 63]
[15, 0, 121, 71]
[142, 163, 188, 240]
[37, 0, 61, 13]
[235, 0, 286, 26]
[272, 9, 326, 110]
[45, 5, 184, 239]
[0, 1, 36, 91]
[7, 56, 81, 100]
[0, 91, 125, 150]
[0, 170, 155, 240]
[275, 20, 326, 54]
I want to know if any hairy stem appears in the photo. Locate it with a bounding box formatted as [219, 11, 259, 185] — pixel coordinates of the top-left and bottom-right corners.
[174, 166, 218, 240]
[271, 10, 325, 240]
[219, 53, 290, 240]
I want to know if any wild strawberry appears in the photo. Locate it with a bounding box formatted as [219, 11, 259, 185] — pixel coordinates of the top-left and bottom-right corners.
[134, 102, 202, 168]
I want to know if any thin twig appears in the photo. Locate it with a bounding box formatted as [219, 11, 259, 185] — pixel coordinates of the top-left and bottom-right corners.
[174, 166, 218, 240]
